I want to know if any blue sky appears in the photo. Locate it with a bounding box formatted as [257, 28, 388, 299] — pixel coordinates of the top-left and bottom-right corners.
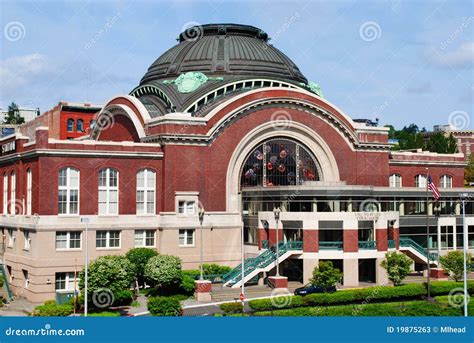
[0, 0, 472, 129]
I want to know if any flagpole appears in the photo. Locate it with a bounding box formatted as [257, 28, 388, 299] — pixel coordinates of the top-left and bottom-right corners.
[425, 168, 431, 300]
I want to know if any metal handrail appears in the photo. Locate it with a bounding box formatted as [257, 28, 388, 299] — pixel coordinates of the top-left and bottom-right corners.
[399, 237, 438, 261]
[358, 240, 377, 250]
[319, 241, 343, 250]
[388, 240, 396, 249]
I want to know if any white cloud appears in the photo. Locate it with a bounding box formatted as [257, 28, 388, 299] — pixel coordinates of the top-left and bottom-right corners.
[0, 53, 50, 92]
[428, 41, 474, 68]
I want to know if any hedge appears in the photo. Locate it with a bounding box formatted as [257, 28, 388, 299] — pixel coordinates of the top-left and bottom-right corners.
[31, 300, 74, 317]
[147, 296, 182, 316]
[253, 300, 463, 317]
[249, 284, 426, 311]
[427, 281, 474, 296]
[219, 302, 244, 314]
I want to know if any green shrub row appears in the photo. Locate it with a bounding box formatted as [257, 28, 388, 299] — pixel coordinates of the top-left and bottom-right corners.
[427, 281, 474, 296]
[249, 283, 426, 311]
[253, 300, 463, 317]
[31, 300, 74, 317]
[147, 296, 182, 316]
[219, 302, 244, 314]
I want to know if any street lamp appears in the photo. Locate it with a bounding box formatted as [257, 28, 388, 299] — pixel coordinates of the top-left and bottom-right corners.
[460, 193, 469, 317]
[273, 207, 281, 277]
[433, 203, 441, 259]
[198, 206, 205, 280]
[80, 217, 90, 317]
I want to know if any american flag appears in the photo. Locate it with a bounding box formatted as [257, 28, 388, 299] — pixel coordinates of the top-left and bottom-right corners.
[427, 175, 441, 200]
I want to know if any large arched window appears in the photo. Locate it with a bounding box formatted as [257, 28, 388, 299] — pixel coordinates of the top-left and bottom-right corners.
[77, 119, 84, 132]
[136, 169, 156, 214]
[440, 175, 452, 188]
[98, 168, 118, 215]
[58, 167, 79, 214]
[415, 174, 427, 188]
[26, 168, 32, 215]
[3, 173, 7, 214]
[10, 171, 15, 215]
[389, 174, 402, 187]
[67, 119, 75, 132]
[240, 138, 322, 188]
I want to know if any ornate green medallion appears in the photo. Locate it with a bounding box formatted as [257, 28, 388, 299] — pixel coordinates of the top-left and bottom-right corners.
[300, 81, 324, 98]
[163, 72, 223, 93]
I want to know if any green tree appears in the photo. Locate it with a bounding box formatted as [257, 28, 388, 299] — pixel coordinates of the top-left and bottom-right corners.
[380, 252, 412, 286]
[3, 102, 25, 124]
[424, 132, 458, 154]
[439, 250, 472, 282]
[79, 255, 135, 294]
[465, 154, 474, 185]
[126, 248, 158, 286]
[144, 255, 183, 289]
[310, 261, 342, 291]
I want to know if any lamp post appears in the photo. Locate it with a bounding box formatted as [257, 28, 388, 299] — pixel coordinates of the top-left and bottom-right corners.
[460, 193, 468, 317]
[273, 207, 281, 277]
[81, 217, 90, 317]
[433, 203, 441, 259]
[198, 206, 205, 280]
[425, 168, 432, 300]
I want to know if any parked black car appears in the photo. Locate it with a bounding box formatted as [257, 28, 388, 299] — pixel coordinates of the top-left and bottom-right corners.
[294, 284, 336, 296]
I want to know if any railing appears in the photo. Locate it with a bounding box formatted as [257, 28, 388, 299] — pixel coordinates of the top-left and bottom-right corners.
[358, 240, 376, 250]
[399, 237, 438, 261]
[319, 241, 343, 250]
[223, 240, 303, 285]
[190, 274, 226, 283]
[388, 240, 396, 249]
[262, 240, 269, 249]
[0, 263, 13, 300]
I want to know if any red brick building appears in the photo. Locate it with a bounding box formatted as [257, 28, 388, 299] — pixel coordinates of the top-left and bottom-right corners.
[0, 24, 472, 302]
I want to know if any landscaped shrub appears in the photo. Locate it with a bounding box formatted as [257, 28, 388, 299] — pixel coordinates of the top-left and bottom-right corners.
[201, 264, 232, 275]
[219, 302, 243, 314]
[439, 251, 473, 281]
[0, 275, 4, 288]
[31, 300, 74, 317]
[79, 255, 135, 295]
[144, 255, 182, 289]
[147, 296, 182, 316]
[428, 280, 474, 296]
[310, 261, 342, 291]
[88, 311, 120, 317]
[113, 289, 134, 307]
[179, 274, 196, 295]
[380, 252, 412, 286]
[182, 270, 200, 279]
[126, 248, 159, 286]
[249, 296, 304, 311]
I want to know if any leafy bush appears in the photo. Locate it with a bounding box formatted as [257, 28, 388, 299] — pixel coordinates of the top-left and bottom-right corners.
[113, 289, 134, 307]
[144, 255, 182, 288]
[126, 248, 159, 285]
[428, 280, 474, 296]
[220, 302, 243, 314]
[147, 296, 182, 316]
[87, 311, 120, 317]
[0, 275, 4, 288]
[79, 255, 135, 295]
[31, 300, 74, 317]
[182, 270, 200, 279]
[180, 274, 196, 295]
[201, 264, 232, 275]
[380, 252, 412, 286]
[439, 251, 472, 282]
[310, 261, 342, 291]
[249, 284, 426, 311]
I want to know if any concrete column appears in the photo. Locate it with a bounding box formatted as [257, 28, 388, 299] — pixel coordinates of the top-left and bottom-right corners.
[343, 259, 359, 287]
[303, 258, 319, 285]
[376, 257, 389, 285]
[195, 280, 212, 302]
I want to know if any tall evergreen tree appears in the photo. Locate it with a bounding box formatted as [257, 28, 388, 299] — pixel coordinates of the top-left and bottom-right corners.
[4, 102, 25, 124]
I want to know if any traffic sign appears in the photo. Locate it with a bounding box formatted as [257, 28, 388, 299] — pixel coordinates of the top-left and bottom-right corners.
[239, 293, 244, 301]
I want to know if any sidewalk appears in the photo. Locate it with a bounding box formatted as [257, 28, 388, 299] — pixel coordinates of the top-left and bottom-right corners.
[0, 298, 38, 316]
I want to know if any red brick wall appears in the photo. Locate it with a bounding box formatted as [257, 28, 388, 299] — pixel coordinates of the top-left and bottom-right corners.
[60, 111, 95, 140]
[96, 114, 140, 142]
[376, 229, 388, 251]
[303, 229, 319, 252]
[389, 165, 464, 188]
[343, 229, 358, 252]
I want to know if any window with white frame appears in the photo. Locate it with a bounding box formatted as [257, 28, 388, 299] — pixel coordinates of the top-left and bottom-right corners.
[23, 269, 29, 288]
[55, 231, 81, 250]
[178, 201, 195, 215]
[23, 230, 30, 250]
[389, 174, 402, 187]
[179, 229, 195, 246]
[7, 228, 15, 246]
[134, 230, 155, 247]
[440, 175, 452, 188]
[414, 174, 427, 188]
[26, 169, 32, 215]
[55, 272, 78, 291]
[3, 173, 7, 214]
[10, 171, 15, 214]
[136, 169, 156, 214]
[98, 168, 118, 215]
[96, 230, 120, 248]
[58, 168, 79, 215]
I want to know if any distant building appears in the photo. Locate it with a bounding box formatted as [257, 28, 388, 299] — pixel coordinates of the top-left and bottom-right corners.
[20, 102, 102, 140]
[0, 107, 40, 124]
[424, 124, 473, 158]
[353, 118, 379, 127]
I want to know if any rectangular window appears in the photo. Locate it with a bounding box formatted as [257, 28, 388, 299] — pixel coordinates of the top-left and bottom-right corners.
[96, 230, 121, 249]
[23, 269, 29, 288]
[7, 228, 16, 246]
[10, 172, 15, 214]
[55, 231, 81, 250]
[26, 169, 32, 215]
[58, 168, 79, 215]
[179, 229, 195, 246]
[55, 272, 78, 291]
[136, 169, 156, 214]
[3, 174, 7, 214]
[178, 201, 195, 215]
[98, 168, 119, 215]
[23, 230, 30, 250]
[134, 230, 156, 247]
